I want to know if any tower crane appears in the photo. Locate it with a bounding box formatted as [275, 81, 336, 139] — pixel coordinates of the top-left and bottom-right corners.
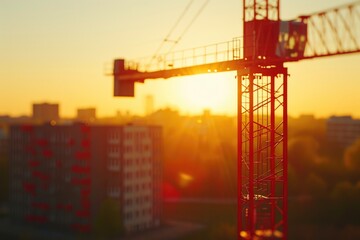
[111, 1, 360, 239]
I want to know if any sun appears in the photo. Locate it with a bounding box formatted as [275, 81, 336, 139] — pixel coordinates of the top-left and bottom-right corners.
[177, 72, 236, 114]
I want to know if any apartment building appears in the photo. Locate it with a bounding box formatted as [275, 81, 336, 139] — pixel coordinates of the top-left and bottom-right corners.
[327, 116, 360, 147]
[8, 123, 162, 234]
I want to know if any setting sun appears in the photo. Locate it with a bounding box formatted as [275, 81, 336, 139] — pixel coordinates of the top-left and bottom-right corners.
[175, 72, 237, 114]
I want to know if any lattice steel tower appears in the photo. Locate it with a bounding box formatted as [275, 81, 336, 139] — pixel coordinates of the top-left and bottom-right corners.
[238, 0, 287, 239]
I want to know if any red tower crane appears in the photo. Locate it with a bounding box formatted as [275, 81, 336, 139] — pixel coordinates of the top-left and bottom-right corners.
[112, 1, 360, 239]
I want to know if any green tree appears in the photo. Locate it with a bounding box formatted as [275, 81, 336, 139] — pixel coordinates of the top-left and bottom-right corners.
[214, 224, 236, 240]
[0, 153, 8, 203]
[289, 136, 320, 177]
[344, 139, 360, 172]
[305, 173, 327, 197]
[94, 198, 124, 239]
[330, 181, 360, 225]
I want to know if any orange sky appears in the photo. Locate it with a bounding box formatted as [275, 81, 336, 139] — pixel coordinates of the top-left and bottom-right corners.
[1, 0, 360, 118]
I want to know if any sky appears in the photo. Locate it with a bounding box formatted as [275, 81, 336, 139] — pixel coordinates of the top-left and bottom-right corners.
[1, 0, 360, 118]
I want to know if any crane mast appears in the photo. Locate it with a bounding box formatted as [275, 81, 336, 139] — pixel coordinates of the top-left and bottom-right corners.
[243, 0, 280, 59]
[244, 0, 279, 20]
[239, 1, 287, 239]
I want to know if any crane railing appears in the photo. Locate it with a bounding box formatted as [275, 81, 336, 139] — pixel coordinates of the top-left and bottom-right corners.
[124, 37, 244, 72]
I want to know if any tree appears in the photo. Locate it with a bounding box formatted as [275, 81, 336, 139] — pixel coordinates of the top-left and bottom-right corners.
[344, 139, 360, 173]
[288, 136, 321, 178]
[330, 181, 360, 225]
[94, 198, 124, 239]
[0, 153, 8, 203]
[209, 224, 236, 240]
[305, 173, 327, 197]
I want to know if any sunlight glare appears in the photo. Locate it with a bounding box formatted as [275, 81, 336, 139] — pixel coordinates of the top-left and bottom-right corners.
[177, 72, 236, 114]
[178, 172, 194, 188]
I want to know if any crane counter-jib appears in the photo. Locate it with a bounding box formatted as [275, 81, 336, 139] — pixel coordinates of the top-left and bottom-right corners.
[113, 57, 299, 82]
[114, 59, 246, 81]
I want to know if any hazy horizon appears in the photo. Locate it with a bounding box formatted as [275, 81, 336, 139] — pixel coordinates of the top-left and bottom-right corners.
[0, 102, 357, 120]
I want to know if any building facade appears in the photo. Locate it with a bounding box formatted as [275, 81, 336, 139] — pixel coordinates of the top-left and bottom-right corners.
[8, 123, 162, 234]
[327, 116, 360, 147]
[76, 108, 96, 123]
[32, 103, 59, 124]
[0, 127, 8, 156]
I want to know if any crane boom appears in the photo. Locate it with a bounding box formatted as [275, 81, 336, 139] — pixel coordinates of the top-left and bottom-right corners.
[303, 1, 360, 59]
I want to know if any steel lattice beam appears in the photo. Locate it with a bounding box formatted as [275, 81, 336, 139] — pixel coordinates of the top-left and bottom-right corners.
[303, 1, 360, 59]
[243, 0, 280, 21]
[238, 66, 287, 240]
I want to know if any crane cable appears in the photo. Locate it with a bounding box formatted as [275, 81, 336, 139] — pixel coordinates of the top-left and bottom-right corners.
[164, 0, 195, 43]
[167, 0, 211, 54]
[147, 0, 195, 70]
[147, 0, 211, 70]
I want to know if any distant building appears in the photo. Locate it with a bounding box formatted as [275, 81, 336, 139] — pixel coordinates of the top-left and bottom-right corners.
[0, 115, 11, 123]
[8, 123, 163, 234]
[298, 114, 315, 122]
[32, 103, 59, 124]
[145, 95, 154, 116]
[77, 108, 96, 123]
[327, 116, 360, 147]
[0, 115, 32, 125]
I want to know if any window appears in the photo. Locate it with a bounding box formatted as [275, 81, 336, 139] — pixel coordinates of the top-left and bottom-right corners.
[126, 185, 133, 193]
[126, 212, 133, 220]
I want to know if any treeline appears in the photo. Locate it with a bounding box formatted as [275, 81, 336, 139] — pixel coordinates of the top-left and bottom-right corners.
[288, 118, 360, 227]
